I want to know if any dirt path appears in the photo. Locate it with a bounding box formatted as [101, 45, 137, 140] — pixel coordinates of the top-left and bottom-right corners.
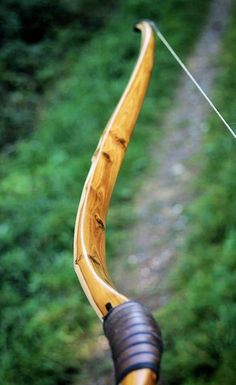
[77, 0, 232, 383]
[114, 0, 233, 310]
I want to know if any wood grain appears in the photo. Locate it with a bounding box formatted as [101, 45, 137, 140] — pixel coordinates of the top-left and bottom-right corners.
[74, 21, 157, 385]
[122, 369, 157, 385]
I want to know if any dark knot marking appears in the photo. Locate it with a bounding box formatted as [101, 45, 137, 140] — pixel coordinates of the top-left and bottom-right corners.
[75, 254, 82, 265]
[88, 254, 101, 266]
[110, 131, 127, 150]
[102, 151, 112, 162]
[95, 213, 105, 230]
[115, 135, 127, 149]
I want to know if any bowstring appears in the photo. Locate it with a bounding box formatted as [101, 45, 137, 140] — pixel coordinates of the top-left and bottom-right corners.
[151, 22, 236, 139]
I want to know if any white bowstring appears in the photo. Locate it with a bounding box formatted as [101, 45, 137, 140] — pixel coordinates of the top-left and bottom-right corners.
[151, 22, 236, 139]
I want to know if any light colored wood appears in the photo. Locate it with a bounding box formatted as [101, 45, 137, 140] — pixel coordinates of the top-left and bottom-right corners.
[74, 21, 156, 385]
[121, 369, 157, 385]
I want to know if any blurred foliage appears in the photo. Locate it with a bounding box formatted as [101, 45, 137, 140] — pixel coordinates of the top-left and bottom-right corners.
[0, 0, 211, 384]
[0, 0, 117, 148]
[158, 3, 236, 384]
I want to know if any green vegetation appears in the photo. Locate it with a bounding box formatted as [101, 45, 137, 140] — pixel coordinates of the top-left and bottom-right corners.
[0, 1, 213, 384]
[0, 0, 116, 148]
[158, 3, 236, 385]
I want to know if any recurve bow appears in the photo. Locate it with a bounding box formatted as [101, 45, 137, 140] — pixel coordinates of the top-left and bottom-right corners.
[74, 20, 163, 385]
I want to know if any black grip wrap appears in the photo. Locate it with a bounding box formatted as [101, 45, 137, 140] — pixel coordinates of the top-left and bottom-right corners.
[103, 301, 163, 384]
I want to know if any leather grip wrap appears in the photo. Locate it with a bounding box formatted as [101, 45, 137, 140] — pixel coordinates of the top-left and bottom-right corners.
[103, 301, 163, 384]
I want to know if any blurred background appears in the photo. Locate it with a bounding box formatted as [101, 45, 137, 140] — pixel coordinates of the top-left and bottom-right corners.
[0, 1, 236, 384]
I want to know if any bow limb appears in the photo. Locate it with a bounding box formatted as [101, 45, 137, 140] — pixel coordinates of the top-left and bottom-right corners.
[74, 21, 162, 384]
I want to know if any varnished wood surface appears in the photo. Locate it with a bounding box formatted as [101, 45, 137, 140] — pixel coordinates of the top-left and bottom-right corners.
[122, 369, 157, 385]
[74, 21, 157, 385]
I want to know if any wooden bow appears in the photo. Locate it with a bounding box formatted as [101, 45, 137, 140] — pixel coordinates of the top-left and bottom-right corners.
[74, 21, 158, 385]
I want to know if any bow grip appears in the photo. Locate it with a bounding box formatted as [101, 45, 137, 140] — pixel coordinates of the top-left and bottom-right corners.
[103, 301, 163, 384]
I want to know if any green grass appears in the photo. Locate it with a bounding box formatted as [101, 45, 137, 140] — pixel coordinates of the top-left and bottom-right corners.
[157, 3, 236, 384]
[0, 1, 211, 384]
[0, 0, 117, 148]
